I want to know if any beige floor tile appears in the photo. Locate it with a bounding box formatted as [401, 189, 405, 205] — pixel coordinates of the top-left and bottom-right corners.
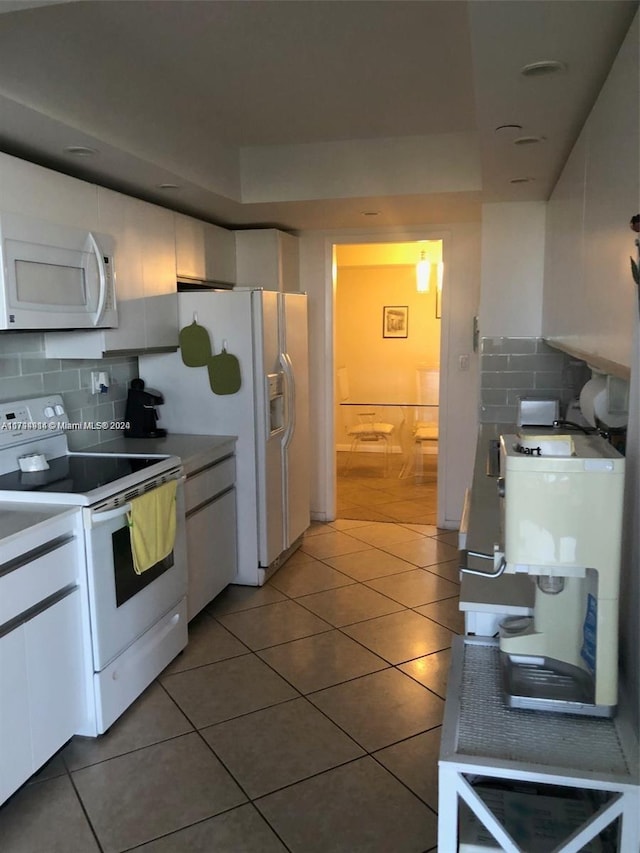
[322, 548, 417, 581]
[206, 583, 286, 616]
[344, 521, 425, 547]
[72, 733, 246, 853]
[329, 518, 373, 530]
[374, 500, 438, 523]
[338, 485, 402, 506]
[63, 682, 193, 771]
[365, 569, 460, 607]
[334, 506, 399, 522]
[426, 558, 461, 584]
[216, 599, 332, 649]
[374, 727, 441, 810]
[304, 522, 335, 537]
[398, 648, 452, 699]
[256, 756, 438, 853]
[296, 583, 403, 627]
[202, 698, 364, 798]
[299, 530, 374, 559]
[268, 558, 354, 597]
[415, 596, 465, 633]
[342, 609, 453, 664]
[0, 775, 100, 853]
[434, 530, 460, 547]
[282, 548, 319, 567]
[130, 804, 288, 852]
[380, 536, 459, 567]
[162, 611, 249, 675]
[308, 668, 444, 752]
[161, 654, 298, 728]
[257, 629, 389, 693]
[398, 522, 439, 536]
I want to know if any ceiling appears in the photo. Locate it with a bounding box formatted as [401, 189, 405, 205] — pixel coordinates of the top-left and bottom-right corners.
[0, 0, 637, 232]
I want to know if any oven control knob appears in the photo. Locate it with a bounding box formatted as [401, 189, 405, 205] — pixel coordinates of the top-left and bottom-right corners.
[54, 404, 64, 416]
[43, 406, 55, 418]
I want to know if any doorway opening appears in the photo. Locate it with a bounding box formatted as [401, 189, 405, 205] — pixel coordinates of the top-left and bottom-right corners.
[334, 239, 443, 524]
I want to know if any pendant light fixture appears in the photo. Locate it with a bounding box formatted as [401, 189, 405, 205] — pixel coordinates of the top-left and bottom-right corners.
[416, 251, 430, 293]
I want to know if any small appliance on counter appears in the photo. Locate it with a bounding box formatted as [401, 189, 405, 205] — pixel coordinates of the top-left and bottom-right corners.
[493, 432, 625, 717]
[124, 378, 167, 438]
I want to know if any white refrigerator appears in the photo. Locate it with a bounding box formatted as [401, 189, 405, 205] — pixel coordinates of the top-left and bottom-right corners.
[139, 288, 310, 586]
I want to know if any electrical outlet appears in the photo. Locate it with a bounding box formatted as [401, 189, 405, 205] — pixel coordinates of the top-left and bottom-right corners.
[90, 371, 110, 394]
[90, 372, 101, 394]
[459, 354, 470, 371]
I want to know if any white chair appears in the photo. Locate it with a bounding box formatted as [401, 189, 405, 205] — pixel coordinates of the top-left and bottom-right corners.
[337, 367, 395, 475]
[413, 368, 439, 476]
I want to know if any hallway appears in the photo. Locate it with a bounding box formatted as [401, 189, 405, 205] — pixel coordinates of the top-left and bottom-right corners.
[0, 519, 461, 853]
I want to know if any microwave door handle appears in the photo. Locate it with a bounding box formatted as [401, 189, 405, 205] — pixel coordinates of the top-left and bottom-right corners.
[88, 232, 107, 326]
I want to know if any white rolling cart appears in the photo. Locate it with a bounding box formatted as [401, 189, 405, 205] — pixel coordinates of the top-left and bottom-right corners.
[438, 637, 640, 852]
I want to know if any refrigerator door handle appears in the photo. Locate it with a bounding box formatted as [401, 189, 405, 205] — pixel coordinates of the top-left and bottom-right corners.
[280, 352, 296, 448]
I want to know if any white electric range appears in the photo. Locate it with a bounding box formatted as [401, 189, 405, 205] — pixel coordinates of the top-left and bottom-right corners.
[0, 395, 188, 734]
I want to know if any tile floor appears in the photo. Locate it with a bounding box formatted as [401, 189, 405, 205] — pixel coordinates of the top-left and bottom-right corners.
[337, 450, 438, 525]
[0, 517, 462, 853]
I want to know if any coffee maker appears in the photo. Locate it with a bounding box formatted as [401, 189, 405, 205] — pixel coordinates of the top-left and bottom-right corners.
[124, 378, 167, 438]
[495, 432, 625, 717]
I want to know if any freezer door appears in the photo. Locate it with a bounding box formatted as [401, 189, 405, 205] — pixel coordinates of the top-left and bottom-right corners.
[281, 292, 310, 546]
[253, 290, 286, 566]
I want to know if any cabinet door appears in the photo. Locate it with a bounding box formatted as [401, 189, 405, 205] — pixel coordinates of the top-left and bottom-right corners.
[0, 151, 98, 229]
[26, 589, 86, 771]
[97, 188, 147, 352]
[203, 222, 236, 285]
[186, 489, 237, 620]
[175, 213, 205, 280]
[0, 626, 32, 804]
[140, 201, 179, 349]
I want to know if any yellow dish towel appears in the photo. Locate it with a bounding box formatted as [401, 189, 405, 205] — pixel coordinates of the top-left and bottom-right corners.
[127, 480, 178, 575]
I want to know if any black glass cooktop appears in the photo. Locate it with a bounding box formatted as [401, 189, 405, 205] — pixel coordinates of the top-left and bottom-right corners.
[0, 454, 164, 494]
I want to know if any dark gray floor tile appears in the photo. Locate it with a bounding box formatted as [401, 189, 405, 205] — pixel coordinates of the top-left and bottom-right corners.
[0, 775, 100, 853]
[162, 611, 249, 675]
[28, 750, 67, 784]
[202, 697, 364, 798]
[374, 727, 442, 810]
[63, 682, 193, 771]
[161, 653, 298, 728]
[257, 629, 389, 694]
[342, 609, 453, 664]
[216, 599, 332, 650]
[72, 732, 246, 853]
[127, 804, 287, 852]
[308, 668, 444, 752]
[256, 756, 438, 853]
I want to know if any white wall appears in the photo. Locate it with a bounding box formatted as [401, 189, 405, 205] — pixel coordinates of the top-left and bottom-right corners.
[301, 221, 481, 529]
[479, 201, 546, 338]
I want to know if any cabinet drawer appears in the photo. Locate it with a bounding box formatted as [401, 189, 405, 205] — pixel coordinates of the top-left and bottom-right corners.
[185, 456, 235, 513]
[0, 537, 77, 627]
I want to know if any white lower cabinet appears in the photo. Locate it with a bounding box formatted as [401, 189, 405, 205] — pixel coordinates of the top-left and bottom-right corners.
[0, 516, 89, 806]
[185, 456, 237, 620]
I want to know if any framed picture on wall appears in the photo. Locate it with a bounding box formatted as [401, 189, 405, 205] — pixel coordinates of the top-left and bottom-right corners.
[383, 305, 408, 338]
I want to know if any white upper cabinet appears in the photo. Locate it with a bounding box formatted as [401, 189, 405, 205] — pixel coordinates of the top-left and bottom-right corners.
[235, 228, 300, 292]
[0, 151, 98, 230]
[45, 189, 179, 357]
[175, 213, 236, 285]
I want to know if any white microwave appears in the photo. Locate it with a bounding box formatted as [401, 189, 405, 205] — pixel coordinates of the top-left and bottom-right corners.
[0, 211, 117, 330]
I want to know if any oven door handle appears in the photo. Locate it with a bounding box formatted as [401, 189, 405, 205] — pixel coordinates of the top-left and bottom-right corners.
[89, 504, 132, 525]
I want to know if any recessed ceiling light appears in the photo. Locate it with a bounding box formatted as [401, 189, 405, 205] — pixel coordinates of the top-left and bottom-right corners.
[514, 135, 546, 146]
[63, 145, 98, 157]
[521, 60, 566, 77]
[361, 211, 380, 217]
[495, 124, 523, 136]
[157, 183, 180, 190]
[509, 177, 536, 184]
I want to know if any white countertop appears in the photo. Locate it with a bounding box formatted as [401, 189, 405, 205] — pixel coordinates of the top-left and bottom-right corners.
[84, 433, 237, 477]
[0, 503, 79, 550]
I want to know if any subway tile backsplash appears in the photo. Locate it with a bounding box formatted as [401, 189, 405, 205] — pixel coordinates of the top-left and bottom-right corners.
[479, 337, 590, 424]
[0, 332, 138, 450]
